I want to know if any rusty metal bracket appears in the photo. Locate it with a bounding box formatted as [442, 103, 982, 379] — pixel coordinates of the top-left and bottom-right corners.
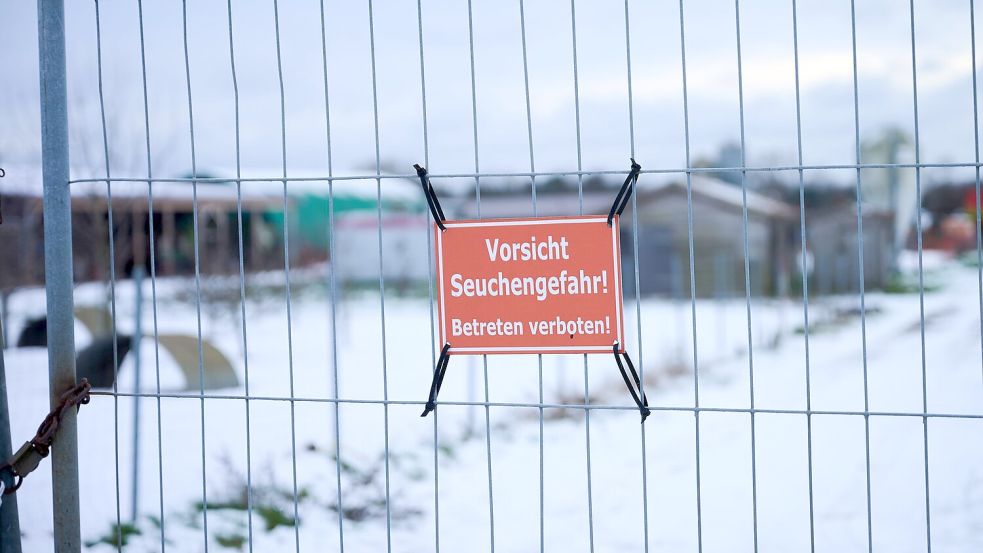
[0, 379, 91, 494]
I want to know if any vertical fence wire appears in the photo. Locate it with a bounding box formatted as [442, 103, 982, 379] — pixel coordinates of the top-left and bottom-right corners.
[971, 0, 983, 392]
[134, 1, 169, 549]
[675, 0, 705, 550]
[847, 2, 876, 551]
[622, 2, 652, 550]
[269, 2, 304, 551]
[731, 2, 761, 551]
[222, 1, 257, 550]
[315, 1, 347, 550]
[515, 2, 546, 551]
[461, 1, 498, 550]
[363, 1, 396, 548]
[906, 1, 934, 549]
[412, 1, 443, 551]
[788, 1, 817, 551]
[178, 1, 212, 549]
[91, 3, 124, 549]
[566, 2, 597, 551]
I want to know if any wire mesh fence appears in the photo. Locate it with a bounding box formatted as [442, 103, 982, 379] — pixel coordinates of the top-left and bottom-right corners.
[17, 0, 983, 551]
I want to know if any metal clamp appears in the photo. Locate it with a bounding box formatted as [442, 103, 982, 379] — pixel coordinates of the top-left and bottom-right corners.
[1, 442, 44, 494]
[0, 379, 91, 495]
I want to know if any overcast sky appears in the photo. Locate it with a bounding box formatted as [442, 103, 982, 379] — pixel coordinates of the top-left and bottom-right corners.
[1, 0, 980, 190]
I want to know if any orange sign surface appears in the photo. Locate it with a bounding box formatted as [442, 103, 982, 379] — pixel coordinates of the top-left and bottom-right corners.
[435, 215, 625, 355]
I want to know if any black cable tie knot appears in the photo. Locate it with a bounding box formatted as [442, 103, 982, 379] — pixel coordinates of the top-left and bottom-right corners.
[421, 343, 452, 417]
[414, 163, 447, 231]
[608, 158, 641, 226]
[613, 341, 650, 423]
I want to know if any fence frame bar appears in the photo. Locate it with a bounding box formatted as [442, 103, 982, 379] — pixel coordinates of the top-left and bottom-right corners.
[0, 318, 22, 553]
[37, 0, 81, 551]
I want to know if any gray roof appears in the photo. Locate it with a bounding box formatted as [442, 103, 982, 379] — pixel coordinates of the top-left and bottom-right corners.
[638, 177, 797, 220]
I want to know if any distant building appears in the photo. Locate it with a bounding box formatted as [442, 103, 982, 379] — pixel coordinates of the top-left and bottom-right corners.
[1, 175, 288, 286]
[333, 211, 430, 284]
[805, 203, 894, 294]
[449, 176, 799, 298]
[329, 176, 430, 286]
[626, 177, 797, 297]
[917, 182, 980, 254]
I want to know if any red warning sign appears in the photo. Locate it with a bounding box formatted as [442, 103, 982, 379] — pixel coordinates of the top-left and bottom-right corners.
[435, 215, 625, 355]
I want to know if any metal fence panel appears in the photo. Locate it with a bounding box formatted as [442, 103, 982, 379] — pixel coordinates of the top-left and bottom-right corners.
[24, 0, 983, 551]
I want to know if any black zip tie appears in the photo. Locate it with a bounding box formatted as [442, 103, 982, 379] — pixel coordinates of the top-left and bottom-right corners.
[414, 164, 447, 231]
[613, 342, 650, 423]
[607, 158, 641, 226]
[421, 343, 452, 417]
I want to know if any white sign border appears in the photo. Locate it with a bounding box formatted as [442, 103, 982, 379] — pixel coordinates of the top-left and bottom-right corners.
[435, 215, 625, 355]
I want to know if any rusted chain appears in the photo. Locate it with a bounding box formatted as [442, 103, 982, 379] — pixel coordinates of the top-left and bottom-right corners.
[0, 379, 91, 494]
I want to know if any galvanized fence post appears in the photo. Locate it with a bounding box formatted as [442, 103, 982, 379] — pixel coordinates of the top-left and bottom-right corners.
[38, 0, 81, 551]
[0, 318, 23, 553]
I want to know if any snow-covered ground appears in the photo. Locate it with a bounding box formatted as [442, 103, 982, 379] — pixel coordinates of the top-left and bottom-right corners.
[5, 259, 983, 552]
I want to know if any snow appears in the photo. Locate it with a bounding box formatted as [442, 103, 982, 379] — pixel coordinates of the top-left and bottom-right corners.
[5, 261, 983, 552]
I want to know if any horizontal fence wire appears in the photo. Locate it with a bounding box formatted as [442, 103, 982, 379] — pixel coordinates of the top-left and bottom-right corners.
[64, 161, 983, 185]
[86, 391, 983, 420]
